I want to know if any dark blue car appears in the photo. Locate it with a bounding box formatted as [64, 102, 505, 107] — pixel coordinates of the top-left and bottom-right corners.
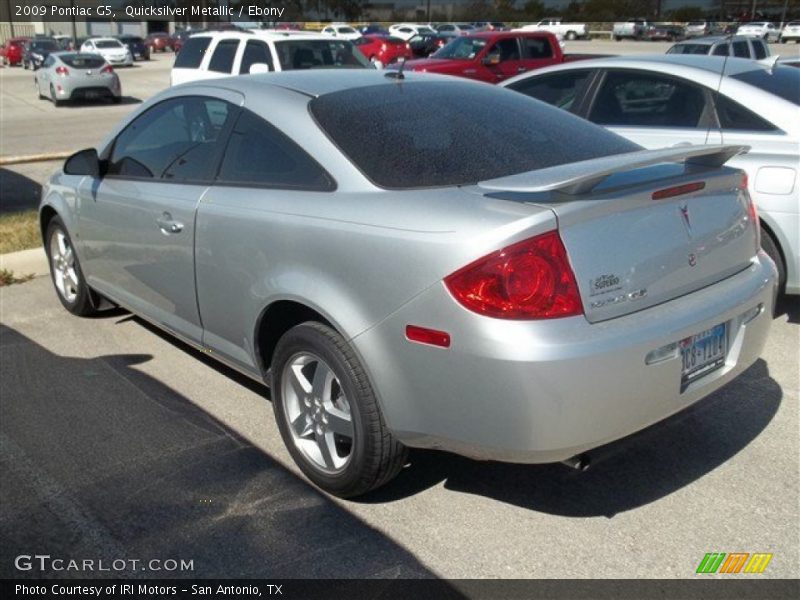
[115, 35, 150, 61]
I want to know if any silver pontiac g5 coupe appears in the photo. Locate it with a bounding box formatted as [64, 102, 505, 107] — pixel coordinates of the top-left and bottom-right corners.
[40, 71, 777, 497]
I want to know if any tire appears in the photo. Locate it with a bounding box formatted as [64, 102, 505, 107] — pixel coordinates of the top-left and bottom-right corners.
[761, 227, 786, 293]
[45, 216, 98, 317]
[614, 35, 622, 42]
[272, 322, 407, 498]
[566, 31, 577, 41]
[111, 95, 121, 104]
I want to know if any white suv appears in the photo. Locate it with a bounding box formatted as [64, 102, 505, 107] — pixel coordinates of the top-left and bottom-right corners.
[170, 30, 371, 86]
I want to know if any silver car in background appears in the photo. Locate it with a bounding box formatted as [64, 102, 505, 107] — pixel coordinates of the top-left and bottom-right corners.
[40, 71, 776, 497]
[34, 52, 121, 106]
[503, 55, 800, 295]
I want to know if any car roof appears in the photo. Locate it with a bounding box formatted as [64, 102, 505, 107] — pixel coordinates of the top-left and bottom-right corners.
[176, 69, 468, 99]
[541, 53, 769, 76]
[191, 30, 334, 42]
[673, 35, 757, 44]
[87, 37, 122, 43]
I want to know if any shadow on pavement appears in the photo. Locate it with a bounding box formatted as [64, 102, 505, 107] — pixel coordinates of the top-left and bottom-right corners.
[62, 96, 142, 108]
[0, 323, 444, 580]
[774, 294, 799, 324]
[0, 168, 41, 213]
[110, 309, 783, 520]
[365, 360, 781, 517]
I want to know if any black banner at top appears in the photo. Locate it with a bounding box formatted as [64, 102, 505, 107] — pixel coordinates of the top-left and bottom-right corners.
[2, 1, 798, 24]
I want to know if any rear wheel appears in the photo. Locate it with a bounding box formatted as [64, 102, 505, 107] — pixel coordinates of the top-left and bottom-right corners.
[45, 217, 98, 316]
[761, 227, 786, 293]
[566, 31, 577, 41]
[272, 322, 407, 498]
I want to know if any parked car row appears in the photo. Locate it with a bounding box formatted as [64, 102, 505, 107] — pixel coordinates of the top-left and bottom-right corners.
[613, 19, 800, 42]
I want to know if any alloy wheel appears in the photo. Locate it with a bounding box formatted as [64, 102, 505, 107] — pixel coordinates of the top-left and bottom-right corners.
[49, 229, 79, 303]
[281, 352, 355, 474]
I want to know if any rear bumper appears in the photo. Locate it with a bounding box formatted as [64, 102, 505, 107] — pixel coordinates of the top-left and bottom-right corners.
[353, 252, 777, 463]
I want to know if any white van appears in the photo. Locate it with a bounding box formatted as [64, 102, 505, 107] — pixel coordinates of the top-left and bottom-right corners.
[170, 30, 371, 86]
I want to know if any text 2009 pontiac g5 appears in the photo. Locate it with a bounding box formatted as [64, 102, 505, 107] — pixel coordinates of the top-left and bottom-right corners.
[40, 71, 777, 497]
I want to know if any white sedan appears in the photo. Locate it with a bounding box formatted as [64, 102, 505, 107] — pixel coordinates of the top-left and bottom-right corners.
[736, 22, 781, 42]
[321, 24, 362, 41]
[80, 37, 133, 67]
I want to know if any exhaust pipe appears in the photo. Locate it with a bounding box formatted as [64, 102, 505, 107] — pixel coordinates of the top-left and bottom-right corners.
[561, 453, 591, 472]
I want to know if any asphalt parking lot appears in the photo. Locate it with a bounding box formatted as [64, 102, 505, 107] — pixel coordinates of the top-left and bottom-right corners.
[1, 39, 799, 581]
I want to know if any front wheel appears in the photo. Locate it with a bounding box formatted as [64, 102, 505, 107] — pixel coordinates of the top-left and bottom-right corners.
[272, 322, 407, 498]
[45, 216, 98, 316]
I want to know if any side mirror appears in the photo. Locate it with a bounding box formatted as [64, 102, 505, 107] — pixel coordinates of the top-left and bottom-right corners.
[249, 62, 271, 74]
[64, 148, 101, 178]
[482, 52, 501, 66]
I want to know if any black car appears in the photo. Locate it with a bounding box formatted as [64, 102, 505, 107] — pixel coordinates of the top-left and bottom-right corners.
[647, 23, 686, 41]
[115, 35, 150, 61]
[408, 33, 456, 58]
[23, 38, 59, 70]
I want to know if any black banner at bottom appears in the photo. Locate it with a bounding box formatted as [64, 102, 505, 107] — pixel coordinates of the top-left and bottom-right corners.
[2, 579, 799, 600]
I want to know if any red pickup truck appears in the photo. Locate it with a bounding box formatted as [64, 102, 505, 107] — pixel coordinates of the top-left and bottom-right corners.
[397, 31, 569, 83]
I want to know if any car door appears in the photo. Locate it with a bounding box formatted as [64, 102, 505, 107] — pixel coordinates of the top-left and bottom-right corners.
[195, 108, 336, 373]
[477, 38, 524, 82]
[76, 92, 241, 343]
[585, 69, 722, 148]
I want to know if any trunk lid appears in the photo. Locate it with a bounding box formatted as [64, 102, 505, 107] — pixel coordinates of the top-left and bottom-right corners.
[479, 146, 758, 322]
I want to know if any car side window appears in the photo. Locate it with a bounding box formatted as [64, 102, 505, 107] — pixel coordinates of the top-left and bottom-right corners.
[712, 43, 730, 56]
[589, 71, 708, 128]
[239, 40, 273, 74]
[208, 39, 239, 73]
[489, 38, 520, 61]
[108, 96, 234, 181]
[751, 40, 767, 59]
[732, 41, 749, 58]
[521, 37, 554, 59]
[173, 37, 211, 69]
[216, 109, 334, 191]
[714, 94, 776, 132]
[507, 70, 593, 112]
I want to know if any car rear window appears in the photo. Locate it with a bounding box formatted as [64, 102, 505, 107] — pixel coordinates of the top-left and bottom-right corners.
[274, 40, 370, 70]
[174, 36, 211, 69]
[61, 55, 105, 68]
[731, 67, 800, 106]
[310, 81, 638, 189]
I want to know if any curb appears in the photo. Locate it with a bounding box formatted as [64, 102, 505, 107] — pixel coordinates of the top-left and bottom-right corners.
[0, 247, 48, 278]
[0, 152, 73, 166]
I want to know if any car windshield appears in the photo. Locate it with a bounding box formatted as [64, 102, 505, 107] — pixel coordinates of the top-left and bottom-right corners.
[310, 81, 637, 189]
[31, 41, 58, 51]
[432, 37, 487, 59]
[731, 67, 800, 106]
[667, 43, 710, 54]
[337, 27, 357, 34]
[61, 54, 106, 68]
[96, 40, 123, 49]
[274, 40, 370, 70]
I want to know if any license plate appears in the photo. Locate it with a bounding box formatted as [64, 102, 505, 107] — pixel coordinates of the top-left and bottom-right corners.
[680, 323, 727, 389]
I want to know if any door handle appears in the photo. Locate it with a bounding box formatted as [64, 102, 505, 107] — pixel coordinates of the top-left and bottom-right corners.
[156, 213, 183, 234]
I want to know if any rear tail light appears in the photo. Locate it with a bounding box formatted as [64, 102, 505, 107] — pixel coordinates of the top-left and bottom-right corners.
[101, 64, 114, 74]
[444, 231, 583, 320]
[741, 172, 760, 249]
[55, 66, 69, 76]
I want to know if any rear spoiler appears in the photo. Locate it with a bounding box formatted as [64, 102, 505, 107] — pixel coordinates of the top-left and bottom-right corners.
[478, 144, 749, 196]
